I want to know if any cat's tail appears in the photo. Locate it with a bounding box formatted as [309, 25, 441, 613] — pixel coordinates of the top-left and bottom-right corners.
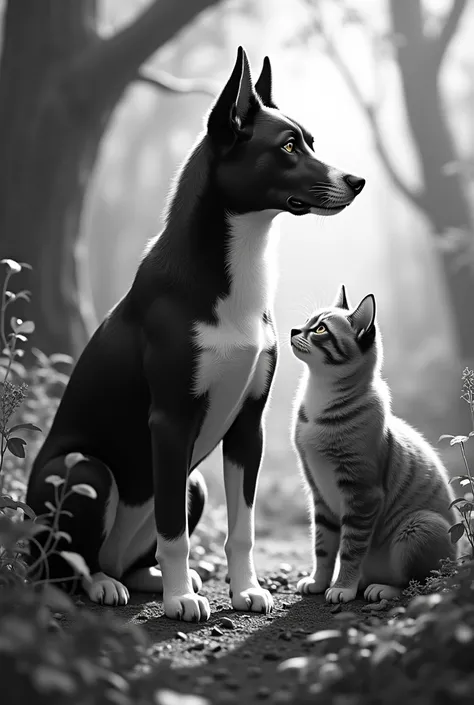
[390, 510, 457, 584]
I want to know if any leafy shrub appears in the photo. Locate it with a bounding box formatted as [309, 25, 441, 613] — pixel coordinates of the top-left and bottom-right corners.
[439, 367, 474, 556]
[280, 560, 474, 704]
[0, 259, 153, 705]
[0, 583, 148, 705]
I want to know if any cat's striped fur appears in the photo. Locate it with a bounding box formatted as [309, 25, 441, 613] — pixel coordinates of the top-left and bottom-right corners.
[291, 285, 456, 603]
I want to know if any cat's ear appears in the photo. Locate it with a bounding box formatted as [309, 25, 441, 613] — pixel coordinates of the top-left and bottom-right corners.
[332, 284, 350, 310]
[207, 46, 258, 153]
[255, 56, 278, 109]
[349, 294, 376, 346]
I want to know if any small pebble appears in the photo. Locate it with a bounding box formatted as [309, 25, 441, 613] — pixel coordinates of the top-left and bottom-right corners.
[263, 651, 280, 661]
[370, 598, 389, 611]
[47, 619, 61, 633]
[225, 680, 240, 690]
[247, 666, 262, 678]
[278, 631, 292, 641]
[257, 686, 271, 699]
[297, 570, 308, 578]
[211, 626, 224, 637]
[279, 563, 292, 574]
[268, 584, 279, 593]
[281, 602, 291, 609]
[220, 617, 236, 630]
[176, 631, 188, 641]
[214, 667, 231, 680]
[188, 642, 205, 651]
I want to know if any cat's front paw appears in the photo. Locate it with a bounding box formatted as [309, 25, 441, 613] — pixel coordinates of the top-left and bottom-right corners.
[231, 586, 273, 614]
[325, 586, 357, 604]
[364, 583, 402, 602]
[297, 575, 330, 595]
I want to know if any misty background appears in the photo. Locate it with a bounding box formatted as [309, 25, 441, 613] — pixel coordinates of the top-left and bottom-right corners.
[1, 0, 473, 532]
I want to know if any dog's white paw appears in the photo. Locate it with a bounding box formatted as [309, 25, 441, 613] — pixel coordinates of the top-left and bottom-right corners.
[297, 575, 329, 595]
[231, 586, 273, 614]
[325, 585, 357, 604]
[164, 593, 210, 622]
[84, 573, 130, 606]
[364, 583, 402, 602]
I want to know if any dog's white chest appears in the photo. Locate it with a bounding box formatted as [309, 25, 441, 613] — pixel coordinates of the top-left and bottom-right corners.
[191, 325, 263, 466]
[190, 211, 278, 466]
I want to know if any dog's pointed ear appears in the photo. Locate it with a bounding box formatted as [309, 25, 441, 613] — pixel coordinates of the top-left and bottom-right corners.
[332, 284, 350, 310]
[255, 56, 278, 109]
[207, 46, 258, 153]
[348, 294, 376, 349]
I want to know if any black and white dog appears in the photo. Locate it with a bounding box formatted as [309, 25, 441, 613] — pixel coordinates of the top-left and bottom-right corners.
[27, 47, 365, 622]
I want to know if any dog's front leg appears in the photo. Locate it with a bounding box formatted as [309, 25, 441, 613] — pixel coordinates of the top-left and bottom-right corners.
[222, 364, 275, 615]
[149, 407, 210, 622]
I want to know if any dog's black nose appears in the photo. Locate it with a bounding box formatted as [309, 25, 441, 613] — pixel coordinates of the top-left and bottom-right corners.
[291, 328, 301, 338]
[344, 174, 366, 194]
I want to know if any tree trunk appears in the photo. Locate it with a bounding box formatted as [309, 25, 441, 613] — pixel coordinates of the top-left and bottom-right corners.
[0, 0, 218, 359]
[389, 0, 474, 373]
[0, 0, 102, 357]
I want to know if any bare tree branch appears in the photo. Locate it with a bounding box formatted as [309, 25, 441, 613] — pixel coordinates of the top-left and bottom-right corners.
[135, 69, 218, 97]
[433, 0, 468, 69]
[315, 20, 426, 210]
[74, 0, 220, 102]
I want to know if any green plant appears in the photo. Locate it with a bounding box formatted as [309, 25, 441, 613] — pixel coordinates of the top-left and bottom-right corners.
[0, 582, 148, 705]
[402, 556, 461, 599]
[279, 560, 474, 704]
[0, 259, 94, 590]
[439, 367, 474, 557]
[0, 259, 42, 493]
[0, 260, 156, 705]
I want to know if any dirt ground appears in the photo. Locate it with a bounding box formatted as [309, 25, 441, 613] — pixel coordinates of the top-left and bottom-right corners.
[86, 528, 376, 704]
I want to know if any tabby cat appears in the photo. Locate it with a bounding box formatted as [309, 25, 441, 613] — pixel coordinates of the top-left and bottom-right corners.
[291, 285, 456, 603]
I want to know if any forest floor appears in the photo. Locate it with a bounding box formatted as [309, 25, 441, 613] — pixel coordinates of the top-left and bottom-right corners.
[84, 527, 377, 704]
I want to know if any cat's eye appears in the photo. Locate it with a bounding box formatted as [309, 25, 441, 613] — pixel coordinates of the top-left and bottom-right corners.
[282, 141, 295, 154]
[315, 325, 326, 334]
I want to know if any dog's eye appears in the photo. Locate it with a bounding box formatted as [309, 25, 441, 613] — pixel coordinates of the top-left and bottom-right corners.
[315, 325, 326, 334]
[282, 141, 295, 154]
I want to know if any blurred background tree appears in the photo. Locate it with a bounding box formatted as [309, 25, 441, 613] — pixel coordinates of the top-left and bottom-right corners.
[0, 0, 219, 356]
